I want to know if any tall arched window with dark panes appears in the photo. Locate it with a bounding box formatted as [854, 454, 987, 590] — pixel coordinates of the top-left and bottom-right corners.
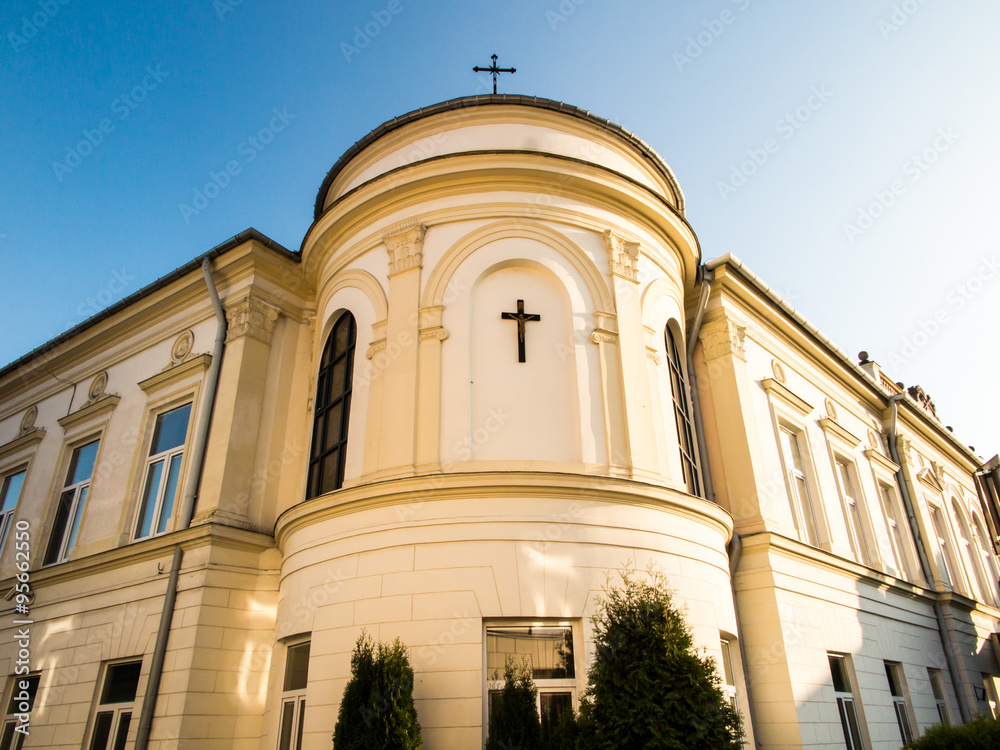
[665, 327, 701, 496]
[308, 312, 357, 498]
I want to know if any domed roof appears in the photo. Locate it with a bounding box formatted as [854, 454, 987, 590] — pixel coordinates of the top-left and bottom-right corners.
[313, 94, 685, 220]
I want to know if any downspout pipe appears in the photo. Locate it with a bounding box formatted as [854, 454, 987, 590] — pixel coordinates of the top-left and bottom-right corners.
[134, 258, 227, 750]
[887, 393, 972, 723]
[687, 267, 758, 741]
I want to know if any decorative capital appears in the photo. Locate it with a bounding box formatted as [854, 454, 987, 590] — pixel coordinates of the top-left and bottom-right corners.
[225, 295, 280, 344]
[419, 327, 449, 343]
[384, 221, 426, 275]
[591, 329, 618, 345]
[366, 339, 387, 360]
[603, 230, 640, 282]
[699, 315, 746, 362]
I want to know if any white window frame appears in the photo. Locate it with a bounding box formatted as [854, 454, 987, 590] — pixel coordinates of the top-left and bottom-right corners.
[44, 438, 100, 565]
[87, 660, 142, 750]
[277, 639, 310, 750]
[928, 502, 960, 591]
[953, 500, 992, 604]
[884, 661, 914, 745]
[133, 403, 192, 540]
[0, 469, 26, 559]
[834, 458, 875, 567]
[829, 653, 867, 750]
[720, 639, 739, 715]
[877, 480, 919, 582]
[483, 621, 580, 745]
[972, 515, 1000, 606]
[778, 423, 822, 546]
[981, 674, 999, 718]
[927, 668, 949, 726]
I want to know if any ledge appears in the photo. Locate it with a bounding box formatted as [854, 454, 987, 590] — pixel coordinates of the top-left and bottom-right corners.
[820, 417, 862, 448]
[0, 429, 46, 465]
[864, 448, 900, 475]
[57, 395, 120, 432]
[761, 378, 813, 416]
[139, 353, 212, 395]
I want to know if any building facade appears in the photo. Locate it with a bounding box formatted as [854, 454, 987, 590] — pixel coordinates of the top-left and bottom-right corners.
[0, 95, 997, 749]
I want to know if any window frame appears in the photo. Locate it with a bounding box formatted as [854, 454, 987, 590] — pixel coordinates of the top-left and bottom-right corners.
[43, 437, 101, 566]
[884, 661, 914, 745]
[86, 659, 142, 750]
[307, 311, 357, 499]
[828, 653, 868, 750]
[483, 620, 581, 746]
[833, 457, 875, 567]
[664, 325, 701, 496]
[877, 480, 920, 582]
[971, 514, 1000, 606]
[277, 639, 310, 750]
[0, 468, 27, 560]
[928, 501, 961, 591]
[0, 673, 39, 750]
[777, 422, 823, 547]
[927, 668, 950, 726]
[132, 402, 193, 541]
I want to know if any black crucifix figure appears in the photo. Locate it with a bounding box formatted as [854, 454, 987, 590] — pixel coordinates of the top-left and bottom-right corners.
[473, 54, 516, 94]
[501, 299, 541, 363]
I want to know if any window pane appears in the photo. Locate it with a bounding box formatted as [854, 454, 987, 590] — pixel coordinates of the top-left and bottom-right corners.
[540, 692, 572, 742]
[6, 675, 39, 714]
[843, 699, 863, 749]
[330, 359, 346, 396]
[929, 669, 944, 700]
[0, 722, 16, 750]
[323, 403, 343, 451]
[885, 663, 902, 696]
[319, 449, 340, 495]
[829, 656, 850, 693]
[66, 486, 89, 552]
[150, 404, 191, 455]
[894, 702, 913, 743]
[44, 489, 76, 564]
[486, 626, 574, 679]
[295, 698, 306, 749]
[102, 662, 141, 704]
[0, 472, 25, 514]
[155, 455, 183, 535]
[112, 712, 131, 750]
[135, 461, 164, 539]
[89, 712, 113, 750]
[284, 642, 311, 692]
[68, 441, 99, 485]
[721, 641, 735, 686]
[277, 701, 295, 750]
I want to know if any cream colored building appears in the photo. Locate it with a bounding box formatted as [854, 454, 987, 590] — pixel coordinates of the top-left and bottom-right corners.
[0, 95, 997, 749]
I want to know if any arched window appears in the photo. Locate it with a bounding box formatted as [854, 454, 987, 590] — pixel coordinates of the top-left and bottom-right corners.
[665, 327, 701, 496]
[973, 515, 1000, 606]
[307, 312, 356, 498]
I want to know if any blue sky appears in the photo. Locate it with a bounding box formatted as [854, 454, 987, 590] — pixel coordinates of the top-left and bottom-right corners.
[2, 0, 998, 455]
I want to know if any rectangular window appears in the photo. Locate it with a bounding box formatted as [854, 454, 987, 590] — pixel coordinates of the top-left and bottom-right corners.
[486, 624, 576, 743]
[929, 505, 955, 587]
[884, 662, 913, 745]
[88, 661, 141, 750]
[879, 483, 915, 580]
[720, 639, 739, 715]
[134, 404, 191, 539]
[278, 641, 309, 750]
[0, 674, 39, 750]
[829, 654, 865, 750]
[0, 470, 26, 557]
[44, 440, 99, 565]
[779, 426, 820, 545]
[928, 668, 949, 726]
[835, 459, 873, 566]
[982, 674, 999, 719]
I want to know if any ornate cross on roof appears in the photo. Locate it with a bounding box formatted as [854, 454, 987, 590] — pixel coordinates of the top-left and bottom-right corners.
[473, 54, 516, 95]
[501, 299, 540, 363]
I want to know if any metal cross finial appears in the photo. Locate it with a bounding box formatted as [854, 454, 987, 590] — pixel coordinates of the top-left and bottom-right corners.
[473, 54, 516, 94]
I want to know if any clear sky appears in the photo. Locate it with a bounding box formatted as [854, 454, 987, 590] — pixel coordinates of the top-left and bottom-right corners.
[2, 0, 998, 456]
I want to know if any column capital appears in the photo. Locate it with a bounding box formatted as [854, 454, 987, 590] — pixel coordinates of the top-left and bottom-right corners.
[699, 312, 746, 362]
[383, 220, 426, 275]
[225, 294, 280, 344]
[603, 229, 640, 283]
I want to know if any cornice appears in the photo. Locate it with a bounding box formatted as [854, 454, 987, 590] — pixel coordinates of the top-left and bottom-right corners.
[864, 448, 900, 475]
[274, 471, 734, 551]
[139, 353, 213, 395]
[57, 394, 120, 432]
[761, 378, 813, 416]
[0, 429, 46, 465]
[819, 417, 862, 448]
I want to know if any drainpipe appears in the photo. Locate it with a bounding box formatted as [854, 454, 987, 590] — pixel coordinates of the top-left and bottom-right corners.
[687, 267, 758, 741]
[887, 393, 971, 723]
[134, 258, 227, 749]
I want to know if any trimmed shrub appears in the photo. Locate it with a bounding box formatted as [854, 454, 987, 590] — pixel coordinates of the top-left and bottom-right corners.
[332, 631, 422, 750]
[486, 656, 543, 750]
[904, 714, 1000, 749]
[578, 566, 743, 750]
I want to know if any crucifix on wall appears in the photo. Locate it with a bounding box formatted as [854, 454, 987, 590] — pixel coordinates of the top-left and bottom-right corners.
[501, 299, 541, 363]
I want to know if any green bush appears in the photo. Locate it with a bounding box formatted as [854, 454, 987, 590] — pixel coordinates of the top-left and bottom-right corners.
[577, 566, 743, 750]
[486, 657, 543, 750]
[904, 714, 1000, 749]
[332, 631, 422, 750]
